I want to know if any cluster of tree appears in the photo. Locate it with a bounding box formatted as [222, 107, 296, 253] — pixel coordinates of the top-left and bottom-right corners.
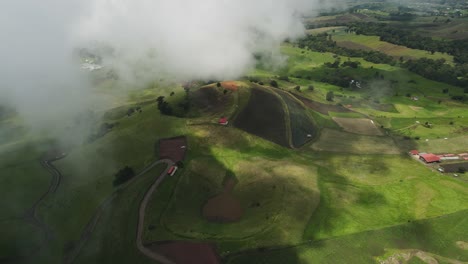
[296, 34, 394, 65]
[113, 166, 135, 186]
[156, 96, 173, 115]
[318, 68, 356, 88]
[347, 22, 468, 64]
[403, 58, 468, 88]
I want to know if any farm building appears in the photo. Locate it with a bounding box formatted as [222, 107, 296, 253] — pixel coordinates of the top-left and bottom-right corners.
[419, 153, 441, 163]
[167, 166, 178, 177]
[409, 150, 419, 155]
[218, 117, 228, 126]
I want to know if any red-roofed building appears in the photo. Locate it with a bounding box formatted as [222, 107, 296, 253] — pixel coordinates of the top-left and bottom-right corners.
[218, 117, 228, 126]
[409, 150, 419, 155]
[419, 154, 441, 163]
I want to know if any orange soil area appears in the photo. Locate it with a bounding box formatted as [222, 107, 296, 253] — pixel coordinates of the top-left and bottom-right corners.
[221, 81, 238, 91]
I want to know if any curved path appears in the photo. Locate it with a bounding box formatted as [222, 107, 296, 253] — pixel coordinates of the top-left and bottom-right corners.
[25, 155, 66, 241]
[136, 159, 176, 264]
[64, 158, 175, 264]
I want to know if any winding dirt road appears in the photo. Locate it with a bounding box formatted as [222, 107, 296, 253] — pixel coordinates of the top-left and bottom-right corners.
[63, 158, 176, 264]
[136, 158, 176, 264]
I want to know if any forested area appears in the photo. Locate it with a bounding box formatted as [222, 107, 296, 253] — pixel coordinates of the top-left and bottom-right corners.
[296, 34, 394, 65]
[347, 22, 468, 64]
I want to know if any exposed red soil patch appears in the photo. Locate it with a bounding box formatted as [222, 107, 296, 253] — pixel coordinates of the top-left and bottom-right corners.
[221, 81, 238, 91]
[202, 178, 243, 223]
[149, 241, 220, 264]
[292, 93, 353, 115]
[158, 136, 187, 162]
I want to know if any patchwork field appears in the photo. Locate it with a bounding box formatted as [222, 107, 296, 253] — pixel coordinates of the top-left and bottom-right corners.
[233, 87, 289, 147]
[332, 32, 454, 62]
[2, 8, 468, 263]
[333, 117, 383, 136]
[312, 128, 400, 154]
[273, 89, 317, 147]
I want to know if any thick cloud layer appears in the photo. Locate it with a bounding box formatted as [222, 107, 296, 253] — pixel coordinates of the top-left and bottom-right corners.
[1, 0, 336, 136]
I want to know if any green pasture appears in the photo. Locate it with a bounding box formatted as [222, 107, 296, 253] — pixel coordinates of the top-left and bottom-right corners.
[74, 163, 166, 264]
[304, 154, 468, 241]
[226, 209, 468, 264]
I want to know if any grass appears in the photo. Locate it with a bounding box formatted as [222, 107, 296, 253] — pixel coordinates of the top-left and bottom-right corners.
[30, 101, 187, 261]
[161, 155, 319, 252]
[0, 220, 44, 263]
[0, 143, 51, 220]
[416, 135, 468, 154]
[73, 163, 166, 264]
[304, 154, 468, 241]
[233, 87, 289, 147]
[1, 17, 468, 264]
[312, 128, 399, 154]
[225, 209, 468, 264]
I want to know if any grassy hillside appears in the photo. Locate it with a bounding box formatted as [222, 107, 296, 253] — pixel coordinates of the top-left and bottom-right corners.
[2, 10, 468, 263]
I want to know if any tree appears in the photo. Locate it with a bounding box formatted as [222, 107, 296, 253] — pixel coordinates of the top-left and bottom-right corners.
[216, 82, 221, 87]
[326, 91, 334, 101]
[295, 86, 301, 92]
[270, 80, 278, 88]
[113, 166, 135, 186]
[308, 85, 314, 91]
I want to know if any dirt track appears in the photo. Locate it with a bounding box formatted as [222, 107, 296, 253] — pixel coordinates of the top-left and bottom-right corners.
[136, 159, 175, 264]
[64, 158, 175, 264]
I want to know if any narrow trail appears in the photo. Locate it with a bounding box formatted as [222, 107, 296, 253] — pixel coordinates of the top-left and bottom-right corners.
[136, 159, 176, 264]
[23, 155, 66, 242]
[64, 159, 174, 264]
[4, 155, 68, 264]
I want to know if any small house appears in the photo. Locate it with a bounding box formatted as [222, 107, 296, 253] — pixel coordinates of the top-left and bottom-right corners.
[409, 150, 419, 155]
[167, 166, 178, 177]
[218, 117, 228, 126]
[419, 153, 441, 163]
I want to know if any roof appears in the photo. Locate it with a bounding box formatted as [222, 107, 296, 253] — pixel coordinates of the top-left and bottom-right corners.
[420, 153, 441, 163]
[218, 117, 228, 124]
[410, 150, 419, 155]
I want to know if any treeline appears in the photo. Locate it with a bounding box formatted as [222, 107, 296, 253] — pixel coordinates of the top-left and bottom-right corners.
[296, 34, 394, 65]
[403, 58, 468, 88]
[347, 22, 468, 64]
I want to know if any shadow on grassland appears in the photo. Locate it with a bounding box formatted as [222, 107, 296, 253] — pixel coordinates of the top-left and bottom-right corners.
[225, 209, 468, 264]
[302, 163, 388, 242]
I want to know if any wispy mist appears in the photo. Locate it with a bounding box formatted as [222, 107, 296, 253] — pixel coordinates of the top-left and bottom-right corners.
[1, 0, 340, 142]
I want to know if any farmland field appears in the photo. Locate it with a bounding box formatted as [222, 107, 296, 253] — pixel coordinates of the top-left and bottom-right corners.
[273, 89, 317, 147]
[312, 128, 399, 154]
[233, 87, 289, 147]
[332, 32, 454, 61]
[2, 3, 468, 264]
[333, 117, 383, 136]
